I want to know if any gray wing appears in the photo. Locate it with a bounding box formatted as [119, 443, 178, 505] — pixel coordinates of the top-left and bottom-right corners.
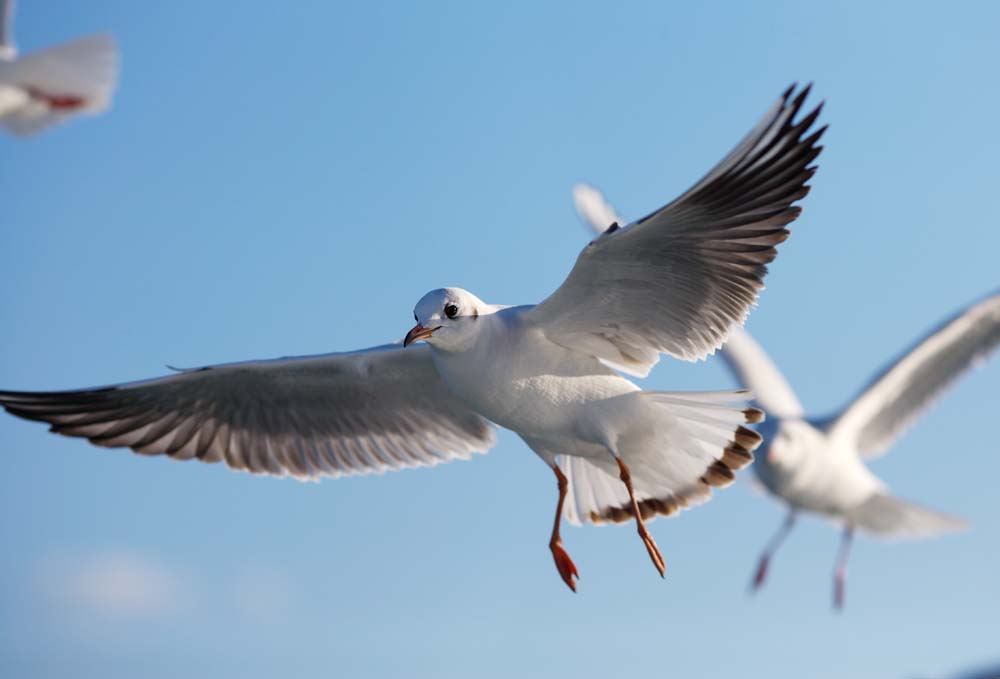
[827, 291, 1000, 459]
[528, 84, 825, 377]
[0, 0, 15, 59]
[719, 326, 804, 418]
[0, 344, 495, 479]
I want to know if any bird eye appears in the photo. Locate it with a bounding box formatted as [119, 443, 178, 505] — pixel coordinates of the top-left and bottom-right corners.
[444, 304, 459, 319]
[414, 314, 418, 322]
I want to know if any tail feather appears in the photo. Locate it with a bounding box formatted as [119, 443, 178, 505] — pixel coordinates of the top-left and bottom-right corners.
[561, 389, 762, 526]
[848, 493, 967, 540]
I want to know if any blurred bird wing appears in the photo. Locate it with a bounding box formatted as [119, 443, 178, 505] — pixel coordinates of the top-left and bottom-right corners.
[719, 326, 804, 418]
[827, 291, 1000, 459]
[572, 183, 625, 235]
[0, 33, 118, 135]
[0, 0, 15, 59]
[527, 85, 825, 377]
[0, 343, 496, 479]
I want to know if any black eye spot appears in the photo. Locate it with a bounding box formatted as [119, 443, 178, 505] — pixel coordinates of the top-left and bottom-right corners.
[444, 304, 459, 319]
[414, 313, 418, 322]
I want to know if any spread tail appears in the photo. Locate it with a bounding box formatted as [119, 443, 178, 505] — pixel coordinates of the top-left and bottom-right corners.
[561, 389, 763, 526]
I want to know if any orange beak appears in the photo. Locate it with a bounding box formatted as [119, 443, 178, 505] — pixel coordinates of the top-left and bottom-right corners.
[404, 323, 438, 347]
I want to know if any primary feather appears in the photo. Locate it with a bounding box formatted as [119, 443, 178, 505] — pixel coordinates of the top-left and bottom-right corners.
[0, 344, 495, 480]
[530, 85, 825, 376]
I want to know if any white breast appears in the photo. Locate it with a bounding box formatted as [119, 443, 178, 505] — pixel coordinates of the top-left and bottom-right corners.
[756, 419, 884, 516]
[429, 307, 636, 436]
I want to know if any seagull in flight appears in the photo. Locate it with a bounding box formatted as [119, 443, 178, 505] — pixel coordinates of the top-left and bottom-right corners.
[574, 184, 999, 607]
[725, 303, 998, 608]
[0, 0, 117, 136]
[0, 85, 825, 591]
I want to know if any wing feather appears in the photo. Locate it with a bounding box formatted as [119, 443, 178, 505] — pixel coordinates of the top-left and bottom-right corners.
[0, 0, 14, 59]
[827, 291, 1000, 459]
[0, 344, 495, 479]
[719, 326, 804, 419]
[530, 84, 825, 376]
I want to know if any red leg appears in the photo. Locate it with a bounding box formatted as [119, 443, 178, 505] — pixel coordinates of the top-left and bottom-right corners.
[549, 463, 579, 592]
[833, 525, 854, 610]
[750, 511, 796, 593]
[616, 457, 666, 578]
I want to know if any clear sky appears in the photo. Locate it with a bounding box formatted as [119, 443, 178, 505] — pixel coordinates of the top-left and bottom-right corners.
[2, 1, 999, 678]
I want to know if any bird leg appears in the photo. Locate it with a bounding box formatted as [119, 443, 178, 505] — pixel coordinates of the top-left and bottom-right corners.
[833, 524, 854, 610]
[549, 463, 579, 592]
[750, 511, 797, 593]
[616, 457, 666, 578]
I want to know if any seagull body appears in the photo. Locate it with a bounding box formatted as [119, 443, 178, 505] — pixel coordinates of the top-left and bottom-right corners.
[1, 85, 825, 591]
[420, 299, 633, 445]
[573, 184, 1000, 606]
[413, 291, 760, 485]
[0, 0, 117, 136]
[749, 418, 880, 518]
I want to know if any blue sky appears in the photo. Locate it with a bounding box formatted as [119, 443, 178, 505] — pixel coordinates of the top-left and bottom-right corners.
[2, 1, 999, 677]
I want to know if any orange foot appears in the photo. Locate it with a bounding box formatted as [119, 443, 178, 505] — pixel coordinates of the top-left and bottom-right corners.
[751, 557, 769, 592]
[550, 540, 579, 592]
[641, 529, 666, 578]
[833, 572, 846, 611]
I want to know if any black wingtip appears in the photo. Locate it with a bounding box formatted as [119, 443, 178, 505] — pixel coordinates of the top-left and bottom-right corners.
[810, 124, 830, 143]
[790, 85, 812, 116]
[165, 364, 211, 374]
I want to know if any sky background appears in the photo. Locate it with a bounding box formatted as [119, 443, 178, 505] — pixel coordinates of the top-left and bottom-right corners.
[2, 1, 999, 678]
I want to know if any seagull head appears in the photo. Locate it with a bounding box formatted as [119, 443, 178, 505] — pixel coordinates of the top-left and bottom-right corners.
[405, 288, 487, 350]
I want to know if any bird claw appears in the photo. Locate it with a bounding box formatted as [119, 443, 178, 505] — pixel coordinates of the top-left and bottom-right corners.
[641, 531, 666, 578]
[833, 572, 846, 611]
[550, 540, 579, 592]
[751, 557, 769, 592]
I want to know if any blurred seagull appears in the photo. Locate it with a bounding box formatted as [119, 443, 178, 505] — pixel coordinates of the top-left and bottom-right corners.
[0, 0, 117, 136]
[725, 304, 998, 608]
[574, 183, 1000, 607]
[0, 85, 825, 591]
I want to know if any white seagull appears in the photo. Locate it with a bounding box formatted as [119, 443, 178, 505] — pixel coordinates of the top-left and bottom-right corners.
[574, 184, 1000, 607]
[0, 85, 825, 591]
[0, 0, 117, 136]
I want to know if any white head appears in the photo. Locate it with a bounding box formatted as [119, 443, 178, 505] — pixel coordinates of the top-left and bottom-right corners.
[404, 287, 489, 351]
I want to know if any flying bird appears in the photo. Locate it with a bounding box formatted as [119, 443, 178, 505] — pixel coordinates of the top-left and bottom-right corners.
[573, 184, 998, 607]
[0, 85, 825, 591]
[0, 0, 117, 136]
[725, 304, 998, 608]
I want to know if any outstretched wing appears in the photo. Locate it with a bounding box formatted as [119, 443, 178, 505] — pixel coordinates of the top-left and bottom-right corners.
[826, 291, 1000, 459]
[572, 187, 806, 417]
[719, 326, 804, 418]
[0, 344, 495, 479]
[529, 85, 825, 377]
